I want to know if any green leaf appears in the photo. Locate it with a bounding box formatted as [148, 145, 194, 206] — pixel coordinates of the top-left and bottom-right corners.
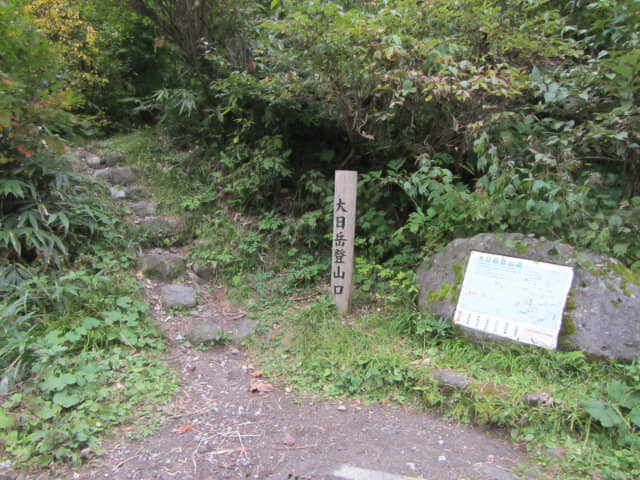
[584, 399, 623, 428]
[629, 408, 640, 428]
[120, 328, 139, 346]
[608, 214, 623, 228]
[41, 373, 77, 392]
[607, 381, 640, 409]
[0, 408, 15, 429]
[116, 296, 132, 309]
[36, 403, 60, 420]
[0, 179, 27, 198]
[81, 316, 101, 329]
[52, 391, 82, 408]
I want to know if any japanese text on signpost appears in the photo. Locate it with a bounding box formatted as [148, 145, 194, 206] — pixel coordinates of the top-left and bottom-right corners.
[332, 171, 357, 313]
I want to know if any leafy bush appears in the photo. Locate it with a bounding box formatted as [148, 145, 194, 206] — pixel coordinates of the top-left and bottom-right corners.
[24, 0, 174, 128]
[127, 0, 640, 269]
[1, 1, 120, 282]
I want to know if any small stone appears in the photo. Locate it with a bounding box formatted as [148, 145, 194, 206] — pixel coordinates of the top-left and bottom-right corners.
[125, 185, 146, 201]
[192, 262, 215, 281]
[231, 319, 259, 341]
[86, 153, 102, 168]
[109, 187, 126, 199]
[337, 405, 347, 412]
[129, 200, 157, 217]
[160, 284, 197, 309]
[185, 322, 223, 345]
[102, 151, 123, 167]
[282, 433, 296, 446]
[438, 455, 447, 462]
[94, 166, 136, 186]
[523, 392, 554, 407]
[432, 369, 473, 391]
[138, 252, 185, 281]
[134, 217, 189, 248]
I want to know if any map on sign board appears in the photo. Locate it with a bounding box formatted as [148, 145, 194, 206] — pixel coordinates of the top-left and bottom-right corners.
[454, 251, 574, 349]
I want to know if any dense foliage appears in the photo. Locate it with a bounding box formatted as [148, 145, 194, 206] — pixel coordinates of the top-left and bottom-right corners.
[124, 0, 640, 268]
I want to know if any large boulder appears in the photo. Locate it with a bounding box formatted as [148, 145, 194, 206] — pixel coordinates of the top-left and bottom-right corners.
[417, 233, 640, 360]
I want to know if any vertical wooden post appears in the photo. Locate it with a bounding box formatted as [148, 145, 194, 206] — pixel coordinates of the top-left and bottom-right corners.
[331, 170, 357, 314]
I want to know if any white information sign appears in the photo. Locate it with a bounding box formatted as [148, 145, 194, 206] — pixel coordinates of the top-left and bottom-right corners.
[454, 251, 574, 349]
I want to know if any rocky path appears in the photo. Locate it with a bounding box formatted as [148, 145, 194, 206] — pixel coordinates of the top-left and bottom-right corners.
[26, 148, 550, 480]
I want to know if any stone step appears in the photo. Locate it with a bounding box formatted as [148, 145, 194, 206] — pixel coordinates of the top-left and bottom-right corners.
[93, 166, 136, 186]
[133, 216, 190, 248]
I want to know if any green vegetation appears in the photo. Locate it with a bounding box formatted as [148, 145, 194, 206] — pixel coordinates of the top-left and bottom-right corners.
[1, 0, 176, 468]
[242, 283, 640, 480]
[2, 0, 639, 478]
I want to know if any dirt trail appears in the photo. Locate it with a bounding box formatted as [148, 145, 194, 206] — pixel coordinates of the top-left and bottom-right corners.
[15, 146, 549, 480]
[20, 276, 545, 480]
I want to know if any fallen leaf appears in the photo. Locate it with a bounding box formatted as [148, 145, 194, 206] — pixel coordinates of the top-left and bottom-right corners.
[249, 369, 264, 378]
[282, 433, 296, 446]
[215, 287, 227, 300]
[178, 423, 193, 434]
[249, 382, 274, 393]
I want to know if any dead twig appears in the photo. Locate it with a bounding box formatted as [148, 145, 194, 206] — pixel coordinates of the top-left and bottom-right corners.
[236, 430, 248, 459]
[169, 404, 218, 420]
[209, 447, 243, 455]
[232, 420, 267, 427]
[276, 444, 318, 450]
[116, 447, 143, 469]
[192, 437, 205, 475]
[219, 432, 261, 438]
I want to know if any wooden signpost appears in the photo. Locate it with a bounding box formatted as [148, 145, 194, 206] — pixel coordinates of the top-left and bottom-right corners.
[332, 170, 357, 314]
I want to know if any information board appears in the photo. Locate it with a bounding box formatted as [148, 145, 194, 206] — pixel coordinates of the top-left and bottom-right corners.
[454, 251, 574, 349]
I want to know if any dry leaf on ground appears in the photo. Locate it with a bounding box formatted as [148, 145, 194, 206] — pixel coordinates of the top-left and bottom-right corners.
[249, 382, 274, 393]
[249, 369, 264, 378]
[177, 424, 192, 434]
[215, 287, 227, 300]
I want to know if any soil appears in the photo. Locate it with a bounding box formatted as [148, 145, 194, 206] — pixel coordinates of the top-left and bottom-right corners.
[14, 272, 547, 480]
